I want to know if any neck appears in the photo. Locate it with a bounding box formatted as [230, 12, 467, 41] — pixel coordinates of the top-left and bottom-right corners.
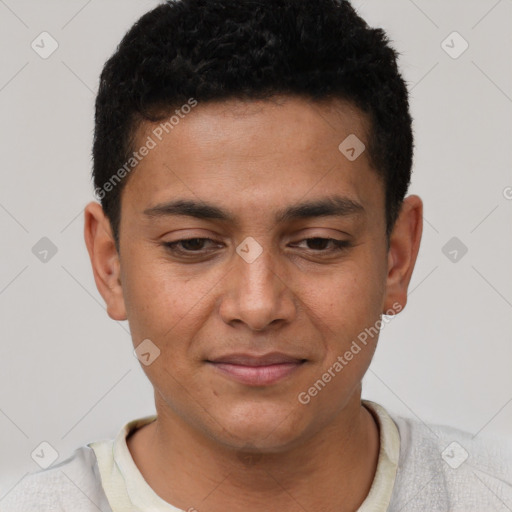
[127, 393, 380, 512]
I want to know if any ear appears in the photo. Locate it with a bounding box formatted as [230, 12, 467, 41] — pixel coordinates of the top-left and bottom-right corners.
[382, 195, 423, 314]
[83, 201, 127, 321]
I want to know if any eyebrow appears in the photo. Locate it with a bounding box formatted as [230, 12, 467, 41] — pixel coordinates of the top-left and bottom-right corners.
[143, 195, 365, 224]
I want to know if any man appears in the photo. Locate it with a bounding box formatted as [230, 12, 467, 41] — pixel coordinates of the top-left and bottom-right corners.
[3, 0, 511, 510]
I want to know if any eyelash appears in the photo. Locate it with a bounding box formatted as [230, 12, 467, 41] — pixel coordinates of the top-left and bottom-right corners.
[162, 237, 351, 256]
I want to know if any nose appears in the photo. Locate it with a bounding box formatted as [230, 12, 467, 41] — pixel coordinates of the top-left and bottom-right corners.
[219, 240, 296, 332]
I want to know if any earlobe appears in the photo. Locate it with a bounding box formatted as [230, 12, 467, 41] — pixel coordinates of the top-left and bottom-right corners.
[83, 201, 127, 321]
[382, 195, 423, 314]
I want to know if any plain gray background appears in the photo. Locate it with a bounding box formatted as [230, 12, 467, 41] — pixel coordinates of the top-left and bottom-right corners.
[1, 0, 511, 496]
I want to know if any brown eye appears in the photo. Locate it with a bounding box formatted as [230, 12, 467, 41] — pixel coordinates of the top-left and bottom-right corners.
[295, 238, 350, 252]
[163, 238, 220, 255]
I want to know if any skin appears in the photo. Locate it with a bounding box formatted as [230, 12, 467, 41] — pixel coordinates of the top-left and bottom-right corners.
[84, 96, 423, 512]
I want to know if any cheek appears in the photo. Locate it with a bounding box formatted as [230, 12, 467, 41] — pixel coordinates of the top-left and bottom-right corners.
[306, 260, 383, 322]
[307, 260, 385, 361]
[121, 254, 180, 338]
[121, 251, 222, 344]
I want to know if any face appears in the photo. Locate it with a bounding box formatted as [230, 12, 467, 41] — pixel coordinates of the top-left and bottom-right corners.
[85, 96, 421, 453]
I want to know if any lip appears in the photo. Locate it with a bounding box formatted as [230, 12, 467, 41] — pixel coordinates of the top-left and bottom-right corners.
[207, 352, 306, 386]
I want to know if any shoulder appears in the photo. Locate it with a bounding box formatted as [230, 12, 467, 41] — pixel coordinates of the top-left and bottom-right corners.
[389, 410, 512, 511]
[0, 445, 111, 512]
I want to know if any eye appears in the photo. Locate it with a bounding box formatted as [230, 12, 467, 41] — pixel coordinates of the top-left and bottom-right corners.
[293, 237, 350, 252]
[163, 238, 221, 255]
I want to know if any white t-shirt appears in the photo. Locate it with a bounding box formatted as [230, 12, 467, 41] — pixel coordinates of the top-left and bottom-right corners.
[2, 400, 511, 511]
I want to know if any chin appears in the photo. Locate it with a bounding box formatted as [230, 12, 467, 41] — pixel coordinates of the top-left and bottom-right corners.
[206, 401, 312, 453]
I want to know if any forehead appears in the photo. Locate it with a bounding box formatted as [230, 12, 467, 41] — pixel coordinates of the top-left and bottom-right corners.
[121, 96, 383, 226]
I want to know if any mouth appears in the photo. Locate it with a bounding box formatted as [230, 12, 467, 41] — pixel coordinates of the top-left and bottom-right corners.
[206, 352, 307, 386]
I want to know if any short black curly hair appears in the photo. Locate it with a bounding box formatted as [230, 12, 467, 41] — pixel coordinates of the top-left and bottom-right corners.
[92, 0, 413, 252]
